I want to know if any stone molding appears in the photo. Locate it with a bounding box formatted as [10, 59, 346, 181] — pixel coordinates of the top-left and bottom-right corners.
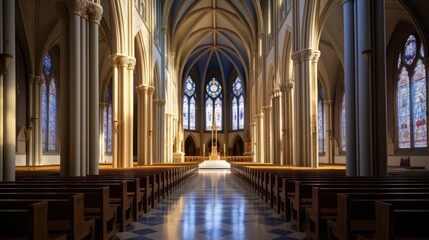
[87, 2, 103, 24]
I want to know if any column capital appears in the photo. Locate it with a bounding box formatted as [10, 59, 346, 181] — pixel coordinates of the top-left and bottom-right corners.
[110, 54, 129, 68]
[68, 0, 88, 18]
[262, 105, 272, 112]
[312, 50, 321, 63]
[154, 99, 166, 106]
[136, 84, 148, 94]
[27, 75, 36, 84]
[34, 76, 44, 85]
[291, 51, 301, 63]
[280, 82, 294, 92]
[255, 113, 263, 119]
[127, 57, 136, 70]
[88, 2, 103, 24]
[250, 122, 257, 127]
[147, 86, 155, 95]
[324, 100, 334, 106]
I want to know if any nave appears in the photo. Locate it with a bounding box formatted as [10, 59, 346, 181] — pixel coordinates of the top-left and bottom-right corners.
[117, 170, 305, 240]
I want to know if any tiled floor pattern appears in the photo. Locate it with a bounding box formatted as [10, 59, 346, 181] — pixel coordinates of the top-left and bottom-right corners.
[116, 169, 306, 240]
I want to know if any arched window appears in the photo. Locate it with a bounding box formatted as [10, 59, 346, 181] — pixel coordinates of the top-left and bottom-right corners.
[206, 77, 222, 130]
[318, 87, 325, 154]
[397, 35, 427, 149]
[341, 94, 346, 152]
[103, 88, 113, 154]
[41, 54, 58, 152]
[183, 75, 196, 130]
[232, 76, 244, 130]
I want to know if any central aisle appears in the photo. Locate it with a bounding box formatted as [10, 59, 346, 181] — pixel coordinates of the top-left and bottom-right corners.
[117, 170, 306, 240]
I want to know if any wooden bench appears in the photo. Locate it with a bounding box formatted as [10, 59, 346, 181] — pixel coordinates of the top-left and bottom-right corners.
[328, 193, 429, 240]
[0, 187, 115, 240]
[0, 194, 94, 240]
[0, 201, 67, 240]
[307, 189, 429, 240]
[358, 200, 429, 240]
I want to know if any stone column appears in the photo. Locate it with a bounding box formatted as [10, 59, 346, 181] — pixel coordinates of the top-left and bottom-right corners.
[135, 85, 145, 165]
[147, 86, 155, 165]
[280, 82, 294, 165]
[153, 99, 166, 164]
[127, 58, 136, 167]
[292, 49, 319, 167]
[324, 100, 334, 164]
[88, 2, 103, 175]
[111, 54, 133, 168]
[34, 76, 43, 166]
[272, 89, 281, 165]
[256, 113, 264, 163]
[57, 1, 69, 175]
[342, 0, 357, 175]
[26, 75, 35, 166]
[262, 105, 272, 163]
[1, 0, 16, 181]
[250, 122, 256, 162]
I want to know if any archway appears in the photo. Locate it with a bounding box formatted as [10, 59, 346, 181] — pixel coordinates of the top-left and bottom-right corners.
[233, 136, 244, 156]
[184, 136, 196, 156]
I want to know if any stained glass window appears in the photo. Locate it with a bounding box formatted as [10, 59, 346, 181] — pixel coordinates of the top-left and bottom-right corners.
[183, 76, 196, 130]
[341, 94, 346, 152]
[206, 77, 222, 130]
[232, 76, 244, 130]
[396, 34, 427, 149]
[318, 99, 325, 154]
[41, 54, 58, 152]
[104, 88, 113, 154]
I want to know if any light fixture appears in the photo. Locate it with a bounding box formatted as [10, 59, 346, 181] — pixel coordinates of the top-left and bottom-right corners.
[0, 53, 12, 75]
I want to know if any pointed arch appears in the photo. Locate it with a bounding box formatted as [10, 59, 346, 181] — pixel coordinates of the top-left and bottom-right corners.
[232, 135, 244, 156]
[109, 0, 125, 53]
[135, 30, 148, 86]
[184, 135, 197, 156]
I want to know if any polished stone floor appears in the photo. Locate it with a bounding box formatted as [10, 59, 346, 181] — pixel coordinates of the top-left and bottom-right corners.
[116, 169, 306, 240]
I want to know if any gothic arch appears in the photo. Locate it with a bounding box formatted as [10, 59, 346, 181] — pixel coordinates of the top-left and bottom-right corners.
[134, 30, 148, 86]
[184, 135, 197, 156]
[281, 30, 293, 83]
[109, 0, 126, 53]
[232, 135, 244, 156]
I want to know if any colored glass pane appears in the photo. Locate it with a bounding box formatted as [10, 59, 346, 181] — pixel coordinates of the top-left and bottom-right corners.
[421, 44, 425, 57]
[190, 97, 196, 130]
[107, 104, 112, 154]
[184, 76, 195, 97]
[103, 105, 108, 153]
[397, 52, 402, 69]
[318, 100, 325, 153]
[239, 95, 244, 129]
[215, 98, 222, 130]
[43, 54, 53, 76]
[41, 80, 47, 151]
[341, 95, 346, 152]
[48, 80, 57, 151]
[232, 97, 238, 130]
[206, 78, 222, 98]
[404, 35, 417, 65]
[233, 77, 243, 97]
[183, 96, 189, 130]
[206, 97, 213, 130]
[397, 67, 411, 148]
[412, 60, 427, 147]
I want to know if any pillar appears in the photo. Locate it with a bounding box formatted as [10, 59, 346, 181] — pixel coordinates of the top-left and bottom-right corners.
[280, 82, 294, 165]
[342, 0, 357, 175]
[324, 100, 334, 164]
[256, 113, 264, 163]
[111, 54, 134, 168]
[147, 86, 155, 164]
[1, 0, 16, 181]
[272, 89, 281, 165]
[88, 2, 103, 174]
[26, 75, 35, 166]
[291, 49, 319, 167]
[250, 122, 256, 162]
[262, 105, 272, 163]
[153, 99, 166, 164]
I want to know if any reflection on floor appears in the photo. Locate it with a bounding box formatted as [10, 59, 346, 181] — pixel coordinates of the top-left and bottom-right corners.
[116, 169, 306, 240]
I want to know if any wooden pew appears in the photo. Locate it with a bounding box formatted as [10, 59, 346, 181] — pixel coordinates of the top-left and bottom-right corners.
[0, 194, 94, 240]
[0, 181, 132, 232]
[0, 187, 115, 240]
[328, 193, 429, 240]
[307, 189, 429, 240]
[291, 180, 429, 231]
[0, 201, 67, 240]
[359, 200, 429, 240]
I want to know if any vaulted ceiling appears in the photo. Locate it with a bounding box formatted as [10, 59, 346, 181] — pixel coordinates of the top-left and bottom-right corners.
[169, 0, 259, 86]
